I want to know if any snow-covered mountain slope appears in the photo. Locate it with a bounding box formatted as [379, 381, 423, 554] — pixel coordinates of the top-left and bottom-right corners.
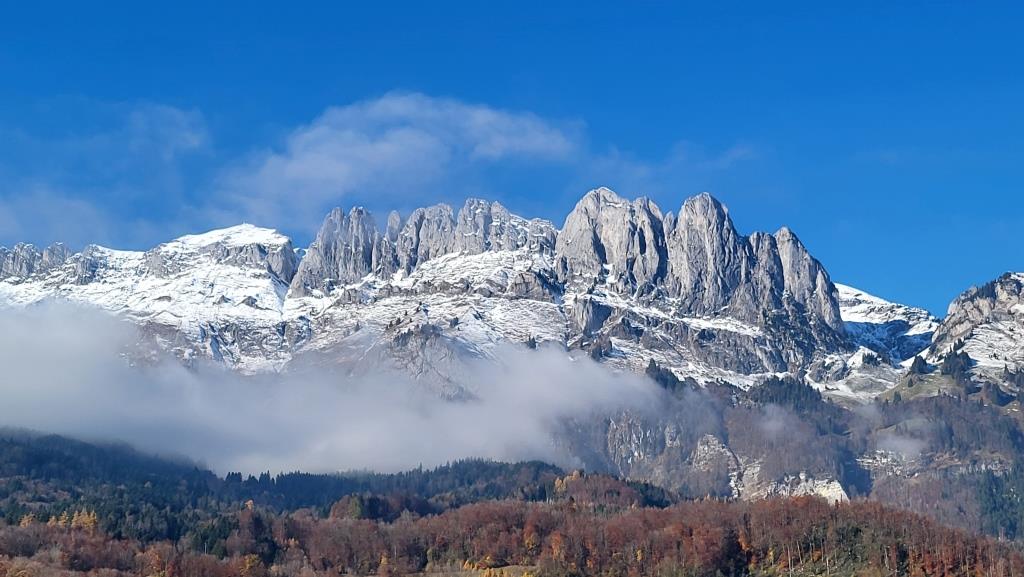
[6, 188, 1012, 504]
[0, 188, 861, 396]
[794, 284, 937, 404]
[929, 272, 1024, 384]
[0, 224, 300, 371]
[835, 283, 939, 364]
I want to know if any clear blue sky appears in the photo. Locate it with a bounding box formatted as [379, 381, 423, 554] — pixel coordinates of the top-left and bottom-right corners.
[0, 1, 1021, 314]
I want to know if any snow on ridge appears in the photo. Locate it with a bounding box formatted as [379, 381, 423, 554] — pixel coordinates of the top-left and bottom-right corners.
[835, 283, 938, 347]
[835, 283, 937, 330]
[162, 224, 291, 251]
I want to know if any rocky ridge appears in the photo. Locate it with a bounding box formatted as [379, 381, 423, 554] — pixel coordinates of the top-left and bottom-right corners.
[0, 188, 863, 392]
[929, 272, 1024, 384]
[0, 187, 966, 502]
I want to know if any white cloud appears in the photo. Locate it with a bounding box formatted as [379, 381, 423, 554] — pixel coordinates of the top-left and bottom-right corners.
[116, 103, 209, 162]
[0, 102, 209, 248]
[0, 185, 113, 249]
[0, 93, 758, 248]
[216, 92, 580, 229]
[0, 303, 659, 475]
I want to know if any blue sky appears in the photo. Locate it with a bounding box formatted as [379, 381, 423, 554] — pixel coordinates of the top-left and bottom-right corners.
[0, 2, 1021, 314]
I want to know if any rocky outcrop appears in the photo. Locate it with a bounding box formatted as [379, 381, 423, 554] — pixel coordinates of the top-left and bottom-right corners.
[554, 189, 844, 341]
[0, 242, 70, 279]
[928, 273, 1024, 381]
[454, 199, 557, 255]
[145, 224, 298, 283]
[665, 193, 759, 317]
[933, 273, 1024, 354]
[290, 207, 380, 295]
[395, 204, 457, 273]
[555, 188, 668, 294]
[774, 227, 843, 331]
[292, 199, 557, 296]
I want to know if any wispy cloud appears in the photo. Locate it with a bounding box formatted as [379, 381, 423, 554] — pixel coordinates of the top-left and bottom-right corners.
[1, 93, 757, 248]
[0, 101, 209, 248]
[215, 92, 581, 230]
[0, 185, 113, 249]
[0, 303, 659, 474]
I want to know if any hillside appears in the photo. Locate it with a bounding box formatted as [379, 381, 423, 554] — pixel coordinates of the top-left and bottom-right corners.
[0, 432, 1022, 577]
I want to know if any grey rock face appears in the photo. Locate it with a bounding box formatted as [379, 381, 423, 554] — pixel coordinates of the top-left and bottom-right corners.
[0, 242, 70, 279]
[290, 207, 381, 295]
[553, 189, 844, 340]
[570, 295, 614, 335]
[555, 188, 668, 294]
[774, 227, 843, 332]
[933, 273, 1024, 353]
[396, 204, 457, 273]
[202, 242, 297, 282]
[454, 199, 556, 256]
[265, 243, 298, 283]
[146, 229, 298, 284]
[71, 246, 113, 285]
[929, 273, 1024, 382]
[665, 192, 755, 316]
[293, 200, 557, 296]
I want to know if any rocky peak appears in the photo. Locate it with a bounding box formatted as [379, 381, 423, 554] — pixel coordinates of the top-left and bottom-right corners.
[385, 211, 403, 242]
[665, 192, 752, 315]
[931, 272, 1024, 363]
[554, 187, 668, 293]
[145, 224, 298, 283]
[289, 208, 380, 296]
[773, 226, 843, 332]
[396, 203, 457, 273]
[0, 242, 71, 280]
[292, 198, 557, 297]
[454, 198, 557, 256]
[553, 188, 844, 335]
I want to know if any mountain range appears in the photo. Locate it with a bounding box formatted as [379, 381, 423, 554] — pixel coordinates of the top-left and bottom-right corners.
[2, 187, 1023, 508]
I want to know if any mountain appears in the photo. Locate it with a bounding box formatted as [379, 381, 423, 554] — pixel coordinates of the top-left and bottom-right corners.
[0, 223, 299, 371]
[3, 433, 1021, 577]
[794, 283, 941, 402]
[929, 272, 1024, 384]
[835, 283, 939, 364]
[0, 188, 854, 394]
[12, 188, 1024, 510]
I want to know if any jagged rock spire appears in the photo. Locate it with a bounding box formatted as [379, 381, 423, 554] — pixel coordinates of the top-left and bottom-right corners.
[552, 188, 844, 333]
[289, 207, 381, 296]
[0, 242, 71, 279]
[290, 199, 557, 295]
[555, 187, 668, 294]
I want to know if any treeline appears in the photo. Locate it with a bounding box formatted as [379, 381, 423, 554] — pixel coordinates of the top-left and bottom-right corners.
[0, 430, 673, 548]
[0, 431, 575, 541]
[2, 490, 1021, 577]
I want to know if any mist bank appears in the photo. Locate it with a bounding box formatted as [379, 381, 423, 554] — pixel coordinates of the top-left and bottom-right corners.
[0, 303, 661, 474]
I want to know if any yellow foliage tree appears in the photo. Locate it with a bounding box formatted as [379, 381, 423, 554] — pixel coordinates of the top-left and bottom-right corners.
[240, 554, 266, 577]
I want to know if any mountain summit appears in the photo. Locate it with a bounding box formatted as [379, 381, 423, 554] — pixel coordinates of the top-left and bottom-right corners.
[7, 187, 1024, 506]
[0, 188, 909, 395]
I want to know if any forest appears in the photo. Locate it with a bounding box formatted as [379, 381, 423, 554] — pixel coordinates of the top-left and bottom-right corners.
[2, 430, 1024, 576]
[2, 476, 1022, 576]
[6, 371, 1024, 576]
